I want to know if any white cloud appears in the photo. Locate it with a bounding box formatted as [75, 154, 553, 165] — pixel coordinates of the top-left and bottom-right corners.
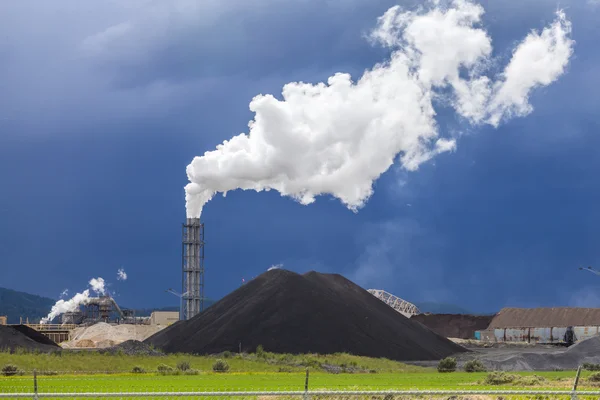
[117, 268, 128, 281]
[184, 0, 574, 219]
[486, 11, 574, 126]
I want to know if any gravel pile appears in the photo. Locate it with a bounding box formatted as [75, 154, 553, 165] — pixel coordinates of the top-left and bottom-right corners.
[451, 335, 600, 371]
[62, 322, 165, 349]
[145, 269, 467, 361]
[0, 325, 60, 353]
[100, 340, 164, 356]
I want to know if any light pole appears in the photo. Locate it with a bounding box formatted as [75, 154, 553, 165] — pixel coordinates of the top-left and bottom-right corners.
[579, 266, 600, 276]
[165, 289, 188, 321]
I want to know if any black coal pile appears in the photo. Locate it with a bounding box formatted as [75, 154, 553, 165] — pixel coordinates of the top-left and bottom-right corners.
[411, 313, 494, 339]
[0, 325, 60, 353]
[11, 325, 59, 347]
[145, 269, 467, 361]
[100, 340, 165, 356]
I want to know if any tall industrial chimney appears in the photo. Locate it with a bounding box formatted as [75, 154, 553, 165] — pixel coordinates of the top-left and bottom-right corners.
[182, 218, 205, 320]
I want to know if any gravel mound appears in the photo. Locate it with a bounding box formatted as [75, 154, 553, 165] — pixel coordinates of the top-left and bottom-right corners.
[11, 325, 59, 347]
[0, 325, 60, 353]
[454, 335, 600, 371]
[411, 313, 494, 339]
[61, 322, 165, 348]
[100, 340, 164, 356]
[145, 269, 467, 361]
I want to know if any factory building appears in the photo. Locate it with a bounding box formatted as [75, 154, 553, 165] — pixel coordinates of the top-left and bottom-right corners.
[479, 307, 600, 345]
[150, 311, 180, 326]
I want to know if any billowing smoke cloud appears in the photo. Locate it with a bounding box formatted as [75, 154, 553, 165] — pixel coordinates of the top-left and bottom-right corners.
[40, 277, 106, 324]
[88, 277, 106, 295]
[184, 0, 573, 219]
[117, 268, 128, 281]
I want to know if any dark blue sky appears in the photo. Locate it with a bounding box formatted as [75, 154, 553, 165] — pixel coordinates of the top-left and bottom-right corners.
[1, 0, 599, 314]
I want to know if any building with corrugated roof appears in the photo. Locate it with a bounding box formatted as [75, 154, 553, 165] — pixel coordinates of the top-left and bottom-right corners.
[479, 307, 600, 345]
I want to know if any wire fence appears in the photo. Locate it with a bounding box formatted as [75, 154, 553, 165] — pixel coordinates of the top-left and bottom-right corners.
[0, 367, 596, 399]
[0, 389, 599, 399]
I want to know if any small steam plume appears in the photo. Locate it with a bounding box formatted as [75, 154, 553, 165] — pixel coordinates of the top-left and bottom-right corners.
[268, 264, 283, 271]
[117, 268, 128, 281]
[184, 0, 573, 219]
[40, 277, 106, 324]
[88, 277, 106, 295]
[59, 289, 69, 298]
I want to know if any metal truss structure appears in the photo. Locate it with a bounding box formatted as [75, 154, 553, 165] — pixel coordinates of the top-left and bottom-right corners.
[182, 218, 205, 320]
[367, 289, 420, 318]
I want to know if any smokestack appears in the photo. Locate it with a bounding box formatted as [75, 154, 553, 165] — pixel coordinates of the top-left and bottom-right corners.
[182, 217, 204, 320]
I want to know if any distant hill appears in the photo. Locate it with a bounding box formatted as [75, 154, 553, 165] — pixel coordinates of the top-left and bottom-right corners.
[0, 287, 55, 324]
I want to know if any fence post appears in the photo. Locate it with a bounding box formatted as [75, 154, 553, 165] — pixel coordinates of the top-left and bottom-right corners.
[304, 368, 310, 400]
[571, 365, 582, 400]
[33, 369, 38, 400]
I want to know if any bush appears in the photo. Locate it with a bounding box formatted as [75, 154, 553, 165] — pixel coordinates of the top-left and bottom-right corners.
[212, 359, 230, 373]
[256, 344, 265, 357]
[131, 366, 145, 374]
[437, 357, 457, 373]
[584, 363, 600, 371]
[278, 366, 293, 373]
[464, 359, 487, 372]
[1, 364, 19, 377]
[177, 361, 191, 372]
[517, 375, 546, 386]
[157, 364, 174, 375]
[484, 372, 517, 385]
[184, 369, 200, 375]
[222, 351, 232, 359]
[589, 372, 600, 382]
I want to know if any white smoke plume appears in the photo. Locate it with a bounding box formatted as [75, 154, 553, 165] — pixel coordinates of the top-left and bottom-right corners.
[268, 263, 283, 271]
[59, 289, 69, 298]
[184, 0, 573, 219]
[40, 277, 106, 324]
[117, 268, 128, 281]
[88, 277, 106, 295]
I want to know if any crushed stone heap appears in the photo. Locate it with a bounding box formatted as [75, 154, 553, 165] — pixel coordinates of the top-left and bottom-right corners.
[145, 269, 467, 361]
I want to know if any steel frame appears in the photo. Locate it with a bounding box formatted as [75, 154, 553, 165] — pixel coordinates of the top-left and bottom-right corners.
[367, 289, 420, 317]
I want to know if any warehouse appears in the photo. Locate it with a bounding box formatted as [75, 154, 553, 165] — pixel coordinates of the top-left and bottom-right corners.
[479, 307, 600, 345]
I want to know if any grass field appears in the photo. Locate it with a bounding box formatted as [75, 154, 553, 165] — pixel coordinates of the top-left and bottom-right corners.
[0, 350, 595, 398]
[0, 349, 423, 374]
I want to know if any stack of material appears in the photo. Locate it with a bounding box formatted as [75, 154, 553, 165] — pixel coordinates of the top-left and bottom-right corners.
[411, 313, 494, 339]
[61, 322, 165, 349]
[146, 269, 467, 361]
[0, 325, 60, 353]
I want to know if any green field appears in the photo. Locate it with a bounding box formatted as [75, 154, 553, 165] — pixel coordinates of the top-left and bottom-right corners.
[0, 350, 594, 398]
